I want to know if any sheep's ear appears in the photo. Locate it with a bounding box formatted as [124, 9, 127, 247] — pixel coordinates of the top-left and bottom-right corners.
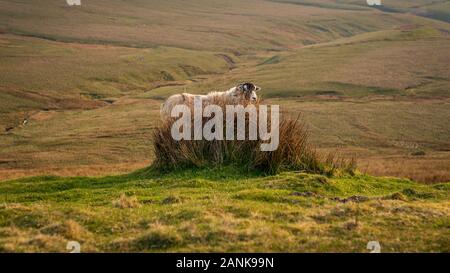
[236, 84, 245, 93]
[254, 85, 261, 92]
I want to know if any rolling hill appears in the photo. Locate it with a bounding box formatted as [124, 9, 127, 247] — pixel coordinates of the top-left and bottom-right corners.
[270, 0, 450, 22]
[0, 1, 449, 181]
[0, 0, 449, 253]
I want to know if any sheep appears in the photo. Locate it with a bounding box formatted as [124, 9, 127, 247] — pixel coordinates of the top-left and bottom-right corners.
[160, 82, 260, 121]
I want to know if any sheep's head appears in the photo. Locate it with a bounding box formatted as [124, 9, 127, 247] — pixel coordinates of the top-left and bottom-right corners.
[234, 82, 261, 102]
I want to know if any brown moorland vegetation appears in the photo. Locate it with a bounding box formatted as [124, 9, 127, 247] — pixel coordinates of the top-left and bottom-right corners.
[0, 0, 449, 182]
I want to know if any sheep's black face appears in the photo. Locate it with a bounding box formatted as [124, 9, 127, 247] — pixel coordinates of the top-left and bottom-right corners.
[242, 83, 256, 92]
[238, 82, 260, 93]
[237, 82, 260, 102]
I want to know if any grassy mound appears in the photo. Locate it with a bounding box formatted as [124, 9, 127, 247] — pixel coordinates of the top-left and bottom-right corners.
[0, 166, 448, 252]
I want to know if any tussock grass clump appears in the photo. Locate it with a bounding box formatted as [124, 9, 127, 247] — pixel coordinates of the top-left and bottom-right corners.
[112, 193, 141, 209]
[152, 100, 355, 175]
[40, 220, 91, 241]
[131, 223, 182, 250]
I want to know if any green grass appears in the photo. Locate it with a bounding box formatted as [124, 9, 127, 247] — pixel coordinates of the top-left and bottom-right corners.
[0, 166, 448, 252]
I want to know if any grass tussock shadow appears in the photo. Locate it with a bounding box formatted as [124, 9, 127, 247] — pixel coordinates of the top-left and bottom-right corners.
[151, 99, 356, 176]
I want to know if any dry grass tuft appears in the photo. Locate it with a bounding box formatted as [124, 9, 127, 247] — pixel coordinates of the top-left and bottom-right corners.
[112, 194, 141, 209]
[40, 220, 90, 241]
[131, 222, 182, 251]
[152, 100, 355, 175]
